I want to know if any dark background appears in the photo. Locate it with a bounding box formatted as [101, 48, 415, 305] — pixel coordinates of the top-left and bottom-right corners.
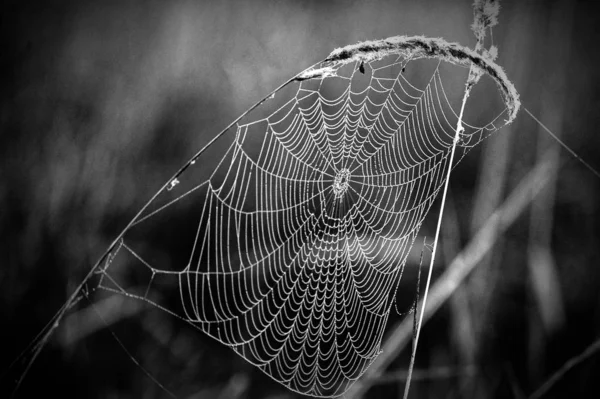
[2, 0, 600, 398]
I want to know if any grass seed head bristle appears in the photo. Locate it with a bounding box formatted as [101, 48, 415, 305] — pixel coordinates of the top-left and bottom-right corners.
[472, 0, 500, 45]
[484, 45, 499, 61]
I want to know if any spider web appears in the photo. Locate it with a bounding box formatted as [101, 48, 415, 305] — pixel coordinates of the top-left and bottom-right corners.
[94, 37, 514, 397]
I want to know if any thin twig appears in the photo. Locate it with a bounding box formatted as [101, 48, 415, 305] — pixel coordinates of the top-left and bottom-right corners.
[401, 71, 474, 399]
[528, 335, 600, 399]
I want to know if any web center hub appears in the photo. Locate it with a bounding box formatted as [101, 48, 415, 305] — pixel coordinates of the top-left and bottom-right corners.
[332, 168, 351, 199]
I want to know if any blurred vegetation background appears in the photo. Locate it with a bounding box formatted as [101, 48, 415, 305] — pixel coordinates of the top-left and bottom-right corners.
[1, 0, 600, 398]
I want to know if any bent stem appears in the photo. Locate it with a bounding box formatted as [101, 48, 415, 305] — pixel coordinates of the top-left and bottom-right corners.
[7, 66, 320, 398]
[402, 76, 475, 399]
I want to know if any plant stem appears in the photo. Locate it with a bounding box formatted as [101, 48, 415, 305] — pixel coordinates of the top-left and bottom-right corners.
[402, 73, 474, 399]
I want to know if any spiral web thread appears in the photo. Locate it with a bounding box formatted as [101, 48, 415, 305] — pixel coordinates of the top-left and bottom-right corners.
[94, 40, 512, 397]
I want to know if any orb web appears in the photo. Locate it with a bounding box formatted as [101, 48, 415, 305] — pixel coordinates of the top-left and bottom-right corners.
[95, 36, 518, 397]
